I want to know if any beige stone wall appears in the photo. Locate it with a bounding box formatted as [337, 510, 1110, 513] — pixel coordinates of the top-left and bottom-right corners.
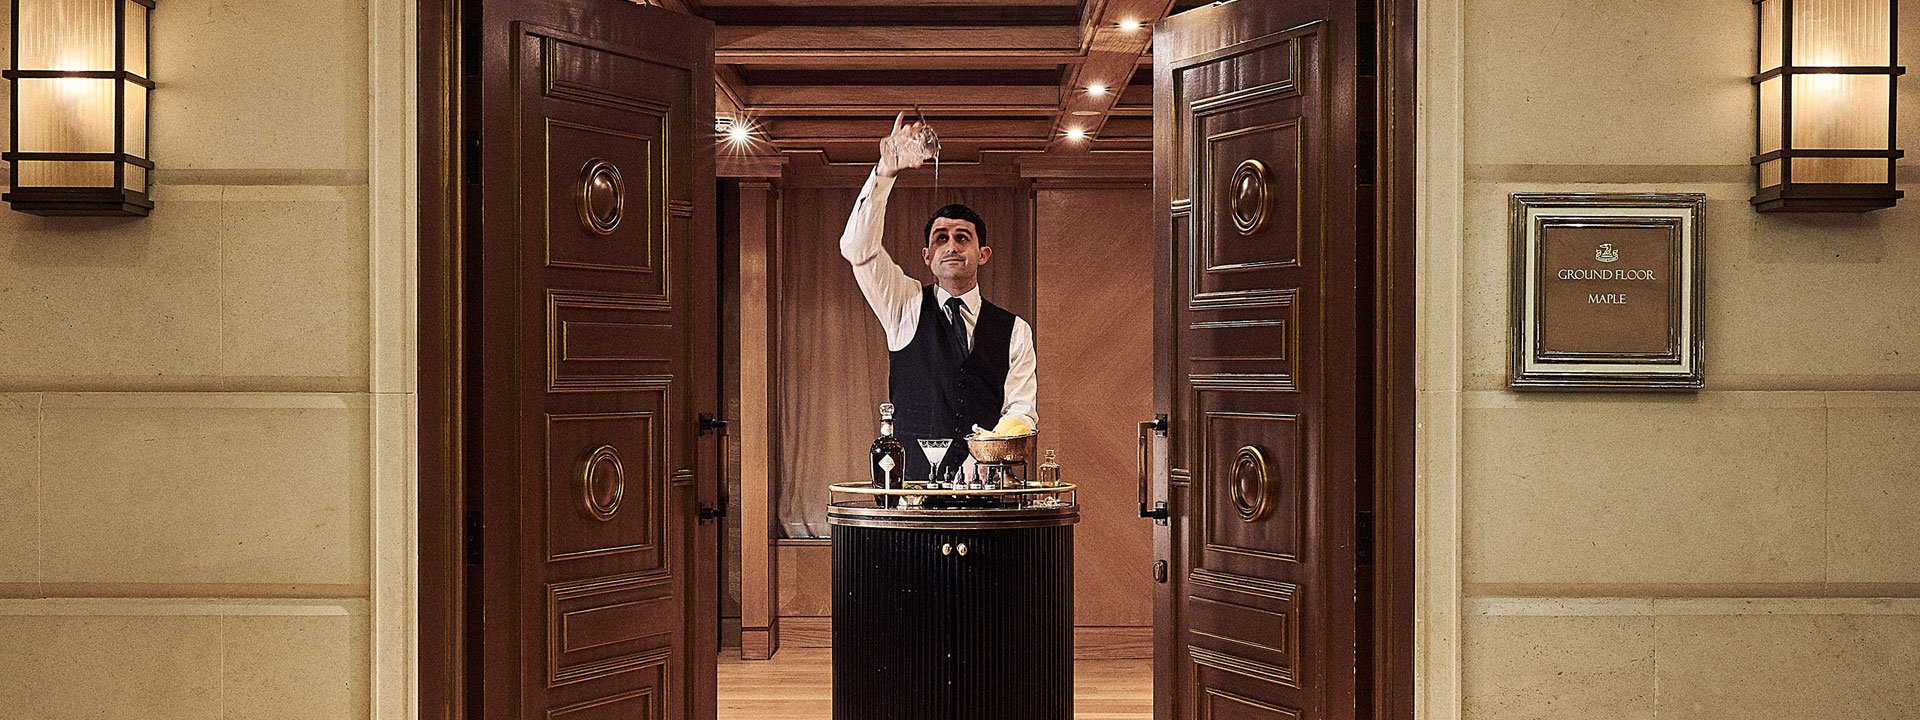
[1421, 1, 1920, 719]
[0, 1, 414, 719]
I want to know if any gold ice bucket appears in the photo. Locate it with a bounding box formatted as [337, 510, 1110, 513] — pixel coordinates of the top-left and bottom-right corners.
[964, 431, 1037, 464]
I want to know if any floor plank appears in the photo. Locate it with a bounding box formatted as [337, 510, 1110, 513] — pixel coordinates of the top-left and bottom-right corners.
[718, 646, 1152, 719]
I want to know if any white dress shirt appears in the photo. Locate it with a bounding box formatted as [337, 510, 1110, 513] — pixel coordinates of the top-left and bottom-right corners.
[838, 169, 1038, 430]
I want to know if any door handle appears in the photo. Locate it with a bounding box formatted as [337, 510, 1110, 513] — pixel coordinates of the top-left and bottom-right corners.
[697, 411, 730, 524]
[1137, 414, 1169, 522]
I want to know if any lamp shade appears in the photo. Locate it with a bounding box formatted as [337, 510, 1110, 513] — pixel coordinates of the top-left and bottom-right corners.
[4, 0, 155, 216]
[1752, 0, 1905, 212]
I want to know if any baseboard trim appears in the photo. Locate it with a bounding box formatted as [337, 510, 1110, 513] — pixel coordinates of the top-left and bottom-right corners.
[742, 626, 777, 660]
[1075, 626, 1153, 659]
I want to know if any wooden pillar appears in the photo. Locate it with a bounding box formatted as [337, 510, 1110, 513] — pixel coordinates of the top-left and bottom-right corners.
[724, 154, 787, 659]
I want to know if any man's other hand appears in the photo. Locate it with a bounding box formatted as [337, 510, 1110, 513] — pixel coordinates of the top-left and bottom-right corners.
[876, 110, 931, 178]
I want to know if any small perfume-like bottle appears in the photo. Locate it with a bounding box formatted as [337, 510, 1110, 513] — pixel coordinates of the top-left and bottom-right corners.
[1038, 449, 1061, 487]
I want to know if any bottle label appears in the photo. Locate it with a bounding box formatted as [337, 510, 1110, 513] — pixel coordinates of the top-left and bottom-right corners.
[877, 456, 896, 474]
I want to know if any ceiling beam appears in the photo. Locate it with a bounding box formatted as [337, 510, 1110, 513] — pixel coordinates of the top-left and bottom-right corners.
[716, 50, 1083, 68]
[1049, 0, 1174, 152]
[714, 63, 749, 119]
[684, 0, 1177, 159]
[700, 6, 1082, 26]
[746, 85, 1059, 111]
[737, 68, 1062, 86]
[717, 25, 1082, 53]
[742, 105, 1060, 118]
[766, 116, 1060, 140]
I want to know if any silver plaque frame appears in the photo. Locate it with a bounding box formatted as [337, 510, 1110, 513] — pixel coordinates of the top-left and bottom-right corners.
[1509, 192, 1706, 391]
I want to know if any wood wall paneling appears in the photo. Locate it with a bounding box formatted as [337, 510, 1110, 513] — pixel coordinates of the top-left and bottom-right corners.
[1034, 186, 1155, 628]
[776, 542, 834, 618]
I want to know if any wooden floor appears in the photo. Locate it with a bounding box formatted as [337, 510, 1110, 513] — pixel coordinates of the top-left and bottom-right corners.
[718, 647, 1152, 719]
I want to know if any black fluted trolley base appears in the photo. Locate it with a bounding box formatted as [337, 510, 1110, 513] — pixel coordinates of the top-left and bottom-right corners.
[829, 498, 1077, 720]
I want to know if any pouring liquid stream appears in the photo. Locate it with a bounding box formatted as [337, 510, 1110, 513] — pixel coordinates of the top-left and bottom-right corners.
[914, 103, 940, 193]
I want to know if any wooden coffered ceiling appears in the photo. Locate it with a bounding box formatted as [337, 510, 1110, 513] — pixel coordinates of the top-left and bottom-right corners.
[648, 0, 1209, 163]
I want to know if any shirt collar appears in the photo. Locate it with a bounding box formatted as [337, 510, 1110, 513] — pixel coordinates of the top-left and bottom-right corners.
[934, 284, 982, 318]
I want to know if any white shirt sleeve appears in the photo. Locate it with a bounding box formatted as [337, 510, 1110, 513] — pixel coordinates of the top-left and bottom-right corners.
[839, 169, 923, 352]
[1001, 317, 1038, 429]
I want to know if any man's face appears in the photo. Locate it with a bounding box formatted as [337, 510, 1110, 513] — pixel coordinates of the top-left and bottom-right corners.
[921, 218, 991, 285]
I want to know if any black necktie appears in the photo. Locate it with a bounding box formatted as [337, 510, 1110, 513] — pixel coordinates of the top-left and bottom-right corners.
[943, 296, 969, 363]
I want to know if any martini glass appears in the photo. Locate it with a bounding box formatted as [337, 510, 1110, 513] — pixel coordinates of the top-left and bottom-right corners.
[917, 438, 952, 489]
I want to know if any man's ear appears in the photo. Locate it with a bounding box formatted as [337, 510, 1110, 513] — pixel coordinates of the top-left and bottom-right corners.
[922, 246, 934, 264]
[977, 245, 993, 265]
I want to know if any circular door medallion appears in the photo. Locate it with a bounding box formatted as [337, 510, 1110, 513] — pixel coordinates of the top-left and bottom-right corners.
[1228, 445, 1275, 522]
[579, 159, 624, 236]
[581, 444, 626, 521]
[1230, 159, 1272, 236]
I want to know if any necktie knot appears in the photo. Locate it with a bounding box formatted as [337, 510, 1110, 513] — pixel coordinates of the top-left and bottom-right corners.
[944, 296, 965, 320]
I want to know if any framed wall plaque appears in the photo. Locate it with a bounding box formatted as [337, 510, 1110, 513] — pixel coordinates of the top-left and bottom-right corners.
[1509, 193, 1705, 390]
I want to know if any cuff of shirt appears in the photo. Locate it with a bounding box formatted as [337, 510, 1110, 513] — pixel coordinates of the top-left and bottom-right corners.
[867, 167, 896, 194]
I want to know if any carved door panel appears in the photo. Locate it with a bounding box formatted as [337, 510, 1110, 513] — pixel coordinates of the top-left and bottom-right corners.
[1153, 1, 1361, 718]
[475, 1, 716, 719]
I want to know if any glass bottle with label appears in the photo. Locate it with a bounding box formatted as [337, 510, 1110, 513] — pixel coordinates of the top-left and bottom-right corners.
[869, 403, 905, 508]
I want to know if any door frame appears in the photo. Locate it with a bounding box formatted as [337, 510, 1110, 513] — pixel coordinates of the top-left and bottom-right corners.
[418, 0, 1418, 717]
[1373, 1, 1418, 718]
[418, 0, 466, 715]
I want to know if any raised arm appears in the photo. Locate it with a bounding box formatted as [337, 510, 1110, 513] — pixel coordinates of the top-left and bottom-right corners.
[840, 111, 933, 351]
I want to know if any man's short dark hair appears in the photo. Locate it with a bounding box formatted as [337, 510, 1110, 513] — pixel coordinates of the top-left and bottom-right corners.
[924, 204, 986, 246]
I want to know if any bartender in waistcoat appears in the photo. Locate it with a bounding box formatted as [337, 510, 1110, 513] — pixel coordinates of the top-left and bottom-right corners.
[839, 112, 1038, 479]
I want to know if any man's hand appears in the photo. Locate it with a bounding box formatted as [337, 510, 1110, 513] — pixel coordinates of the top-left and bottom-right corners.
[876, 110, 931, 178]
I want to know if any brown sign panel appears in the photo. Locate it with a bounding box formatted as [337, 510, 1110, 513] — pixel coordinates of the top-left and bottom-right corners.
[1510, 194, 1705, 390]
[1537, 224, 1678, 358]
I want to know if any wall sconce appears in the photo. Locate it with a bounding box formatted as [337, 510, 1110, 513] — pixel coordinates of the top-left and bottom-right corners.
[1751, 0, 1904, 212]
[4, 0, 155, 216]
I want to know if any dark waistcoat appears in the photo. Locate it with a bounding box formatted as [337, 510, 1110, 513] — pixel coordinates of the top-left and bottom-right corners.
[889, 284, 1015, 479]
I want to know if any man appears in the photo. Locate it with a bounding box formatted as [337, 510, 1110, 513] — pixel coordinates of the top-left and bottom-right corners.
[840, 111, 1037, 479]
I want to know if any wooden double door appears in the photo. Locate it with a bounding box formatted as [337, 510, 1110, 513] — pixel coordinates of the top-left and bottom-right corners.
[425, 0, 1409, 718]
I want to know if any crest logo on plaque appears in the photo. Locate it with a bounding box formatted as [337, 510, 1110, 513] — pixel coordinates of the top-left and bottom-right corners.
[1595, 243, 1619, 263]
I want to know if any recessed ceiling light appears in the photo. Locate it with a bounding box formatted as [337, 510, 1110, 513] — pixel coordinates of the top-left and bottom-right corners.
[1064, 127, 1087, 141]
[728, 125, 750, 142]
[1118, 18, 1142, 31]
[1070, 110, 1101, 116]
[1086, 83, 1108, 96]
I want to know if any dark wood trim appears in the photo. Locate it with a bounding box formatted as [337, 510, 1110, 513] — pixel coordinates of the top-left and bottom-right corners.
[1375, 0, 1417, 718]
[1014, 153, 1152, 182]
[416, 1, 465, 719]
